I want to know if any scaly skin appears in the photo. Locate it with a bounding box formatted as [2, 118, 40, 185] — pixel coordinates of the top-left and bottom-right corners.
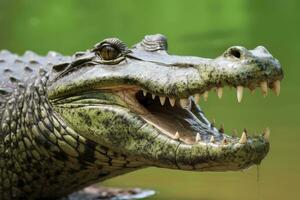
[0, 34, 283, 199]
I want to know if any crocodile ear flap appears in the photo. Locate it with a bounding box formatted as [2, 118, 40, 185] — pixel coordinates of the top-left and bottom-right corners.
[52, 62, 69, 72]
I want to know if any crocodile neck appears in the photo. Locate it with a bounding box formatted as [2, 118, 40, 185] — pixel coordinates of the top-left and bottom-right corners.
[0, 75, 141, 199]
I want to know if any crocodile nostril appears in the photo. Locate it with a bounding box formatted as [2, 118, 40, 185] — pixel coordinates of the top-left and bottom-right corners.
[223, 47, 247, 59]
[228, 48, 241, 59]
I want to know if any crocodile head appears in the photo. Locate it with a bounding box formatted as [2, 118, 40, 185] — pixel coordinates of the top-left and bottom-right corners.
[48, 34, 283, 172]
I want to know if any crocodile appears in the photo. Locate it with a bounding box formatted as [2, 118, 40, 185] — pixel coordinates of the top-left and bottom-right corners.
[0, 34, 283, 200]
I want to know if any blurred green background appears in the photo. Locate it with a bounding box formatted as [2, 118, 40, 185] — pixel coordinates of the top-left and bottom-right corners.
[0, 0, 299, 199]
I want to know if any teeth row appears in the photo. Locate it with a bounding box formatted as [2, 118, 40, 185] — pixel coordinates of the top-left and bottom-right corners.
[172, 128, 270, 144]
[142, 90, 192, 108]
[142, 80, 280, 106]
[238, 127, 270, 143]
[198, 80, 281, 103]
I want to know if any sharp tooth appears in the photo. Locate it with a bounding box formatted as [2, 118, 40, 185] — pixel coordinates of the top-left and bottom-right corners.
[211, 118, 216, 128]
[203, 91, 209, 101]
[187, 97, 192, 110]
[194, 94, 201, 103]
[152, 94, 156, 99]
[169, 98, 176, 107]
[273, 80, 280, 96]
[260, 81, 268, 96]
[142, 90, 147, 96]
[217, 87, 223, 99]
[195, 133, 201, 142]
[174, 131, 180, 139]
[159, 96, 166, 105]
[180, 98, 189, 108]
[264, 127, 270, 142]
[239, 131, 247, 144]
[219, 123, 224, 133]
[221, 138, 228, 145]
[236, 86, 243, 103]
[210, 136, 215, 143]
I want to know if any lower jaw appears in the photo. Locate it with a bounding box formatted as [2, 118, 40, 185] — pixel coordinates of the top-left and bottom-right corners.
[139, 128, 269, 171]
[118, 116, 269, 170]
[113, 89, 270, 170]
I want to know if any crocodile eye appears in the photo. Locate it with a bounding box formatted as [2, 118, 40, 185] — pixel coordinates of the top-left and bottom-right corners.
[98, 44, 120, 60]
[92, 38, 129, 62]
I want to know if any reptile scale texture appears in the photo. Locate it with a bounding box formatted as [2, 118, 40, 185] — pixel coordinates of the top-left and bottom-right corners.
[0, 34, 283, 200]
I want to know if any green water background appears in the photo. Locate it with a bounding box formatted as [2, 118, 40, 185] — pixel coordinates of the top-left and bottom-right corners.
[0, 0, 299, 199]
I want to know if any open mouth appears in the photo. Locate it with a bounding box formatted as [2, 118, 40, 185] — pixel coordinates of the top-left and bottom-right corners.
[135, 91, 224, 145]
[119, 80, 280, 146]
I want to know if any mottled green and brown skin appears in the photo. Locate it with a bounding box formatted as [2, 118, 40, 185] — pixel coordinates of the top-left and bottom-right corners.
[0, 34, 283, 200]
